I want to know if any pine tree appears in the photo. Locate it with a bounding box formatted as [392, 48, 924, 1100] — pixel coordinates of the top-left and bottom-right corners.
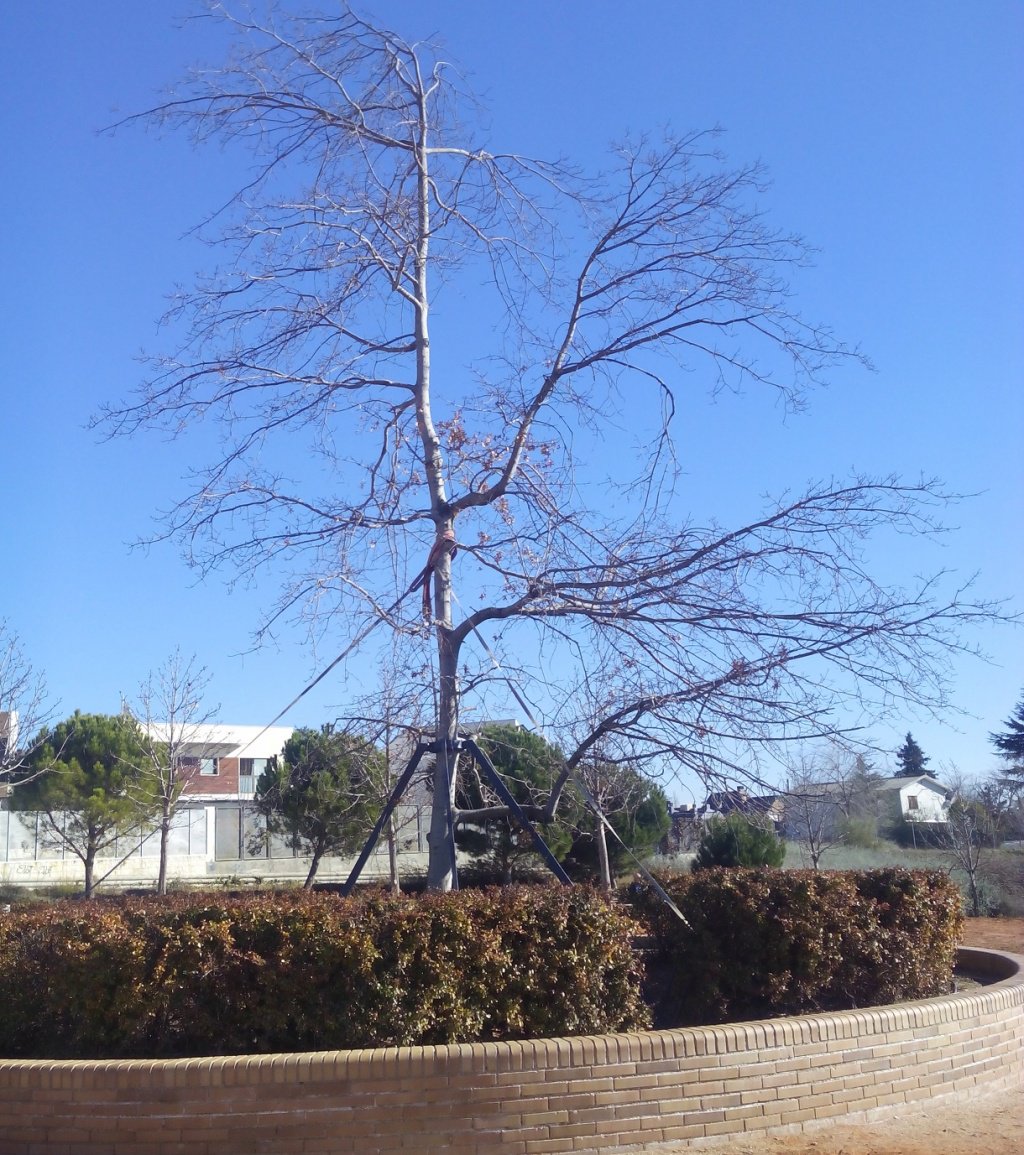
[990, 692, 1024, 779]
[15, 711, 159, 897]
[254, 725, 384, 888]
[896, 732, 930, 777]
[457, 724, 575, 884]
[692, 814, 786, 870]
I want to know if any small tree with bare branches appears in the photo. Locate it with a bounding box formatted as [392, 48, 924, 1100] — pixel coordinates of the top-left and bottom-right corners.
[0, 621, 53, 785]
[101, 4, 1005, 890]
[569, 758, 670, 891]
[783, 746, 873, 869]
[914, 775, 1003, 916]
[126, 649, 219, 895]
[344, 650, 434, 893]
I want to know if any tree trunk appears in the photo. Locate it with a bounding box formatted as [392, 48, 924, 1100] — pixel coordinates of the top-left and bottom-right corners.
[386, 814, 400, 895]
[407, 83, 463, 894]
[83, 845, 96, 899]
[304, 842, 325, 889]
[427, 618, 460, 891]
[968, 872, 981, 917]
[157, 801, 172, 896]
[595, 819, 613, 893]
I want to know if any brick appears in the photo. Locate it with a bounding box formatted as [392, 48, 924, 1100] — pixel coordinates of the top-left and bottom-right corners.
[739, 1085, 782, 1106]
[592, 1090, 639, 1107]
[779, 1106, 818, 1125]
[656, 1097, 705, 1116]
[519, 1109, 570, 1127]
[659, 1123, 707, 1142]
[523, 1132, 575, 1150]
[703, 1117, 747, 1136]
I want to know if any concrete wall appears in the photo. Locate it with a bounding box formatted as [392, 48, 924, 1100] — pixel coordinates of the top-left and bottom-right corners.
[1, 947, 1021, 1155]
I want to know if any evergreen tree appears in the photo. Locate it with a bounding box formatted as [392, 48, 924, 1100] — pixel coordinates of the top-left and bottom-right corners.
[457, 724, 574, 883]
[566, 764, 670, 889]
[692, 814, 786, 870]
[254, 725, 383, 887]
[14, 711, 158, 897]
[896, 732, 930, 777]
[990, 691, 1024, 779]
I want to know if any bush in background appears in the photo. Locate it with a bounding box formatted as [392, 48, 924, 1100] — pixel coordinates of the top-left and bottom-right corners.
[836, 817, 881, 849]
[693, 814, 786, 870]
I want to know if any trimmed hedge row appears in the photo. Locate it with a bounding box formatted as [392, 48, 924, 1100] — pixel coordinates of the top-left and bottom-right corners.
[630, 867, 964, 1026]
[0, 869, 964, 1058]
[0, 887, 648, 1058]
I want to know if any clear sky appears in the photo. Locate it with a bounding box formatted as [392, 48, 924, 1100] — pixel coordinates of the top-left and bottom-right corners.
[1, 1, 1021, 793]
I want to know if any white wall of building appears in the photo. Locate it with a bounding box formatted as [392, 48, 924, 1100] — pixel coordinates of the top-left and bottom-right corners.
[0, 801, 430, 891]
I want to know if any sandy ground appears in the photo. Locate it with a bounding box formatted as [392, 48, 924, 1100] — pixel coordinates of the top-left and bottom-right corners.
[664, 918, 1024, 1155]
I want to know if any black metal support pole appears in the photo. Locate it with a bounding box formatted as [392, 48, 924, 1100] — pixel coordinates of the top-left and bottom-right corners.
[340, 743, 428, 896]
[461, 737, 572, 885]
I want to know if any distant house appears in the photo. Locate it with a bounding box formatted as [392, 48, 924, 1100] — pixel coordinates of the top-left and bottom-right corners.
[701, 788, 785, 829]
[874, 775, 953, 826]
[141, 721, 293, 863]
[664, 802, 701, 854]
[675, 774, 954, 852]
[666, 788, 785, 853]
[780, 773, 954, 842]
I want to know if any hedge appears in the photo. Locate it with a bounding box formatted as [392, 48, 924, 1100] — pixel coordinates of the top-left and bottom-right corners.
[629, 867, 964, 1026]
[0, 886, 647, 1058]
[0, 869, 965, 1058]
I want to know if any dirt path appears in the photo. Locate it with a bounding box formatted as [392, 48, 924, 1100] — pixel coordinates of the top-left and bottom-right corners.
[955, 916, 1024, 953]
[668, 919, 1024, 1154]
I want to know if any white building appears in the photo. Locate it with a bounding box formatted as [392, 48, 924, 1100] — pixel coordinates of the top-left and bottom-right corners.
[874, 775, 953, 825]
[0, 721, 430, 891]
[0, 711, 18, 768]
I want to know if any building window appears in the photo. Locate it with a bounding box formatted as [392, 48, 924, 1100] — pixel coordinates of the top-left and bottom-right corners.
[175, 756, 199, 778]
[200, 757, 219, 776]
[907, 795, 919, 811]
[238, 758, 268, 797]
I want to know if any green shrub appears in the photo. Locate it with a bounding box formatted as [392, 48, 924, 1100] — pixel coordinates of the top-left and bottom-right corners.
[0, 886, 647, 1059]
[630, 867, 963, 1027]
[693, 815, 786, 870]
[837, 817, 881, 849]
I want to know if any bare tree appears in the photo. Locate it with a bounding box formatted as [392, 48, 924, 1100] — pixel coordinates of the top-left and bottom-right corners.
[571, 756, 669, 892]
[977, 772, 1024, 844]
[127, 649, 219, 895]
[101, 5, 1005, 890]
[0, 621, 53, 784]
[783, 746, 861, 869]
[917, 775, 1002, 917]
[347, 648, 434, 893]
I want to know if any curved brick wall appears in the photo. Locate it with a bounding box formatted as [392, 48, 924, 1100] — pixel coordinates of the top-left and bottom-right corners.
[1, 947, 1021, 1155]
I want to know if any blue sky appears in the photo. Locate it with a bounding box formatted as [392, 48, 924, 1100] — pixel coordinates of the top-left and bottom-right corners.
[1, 1, 1021, 791]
